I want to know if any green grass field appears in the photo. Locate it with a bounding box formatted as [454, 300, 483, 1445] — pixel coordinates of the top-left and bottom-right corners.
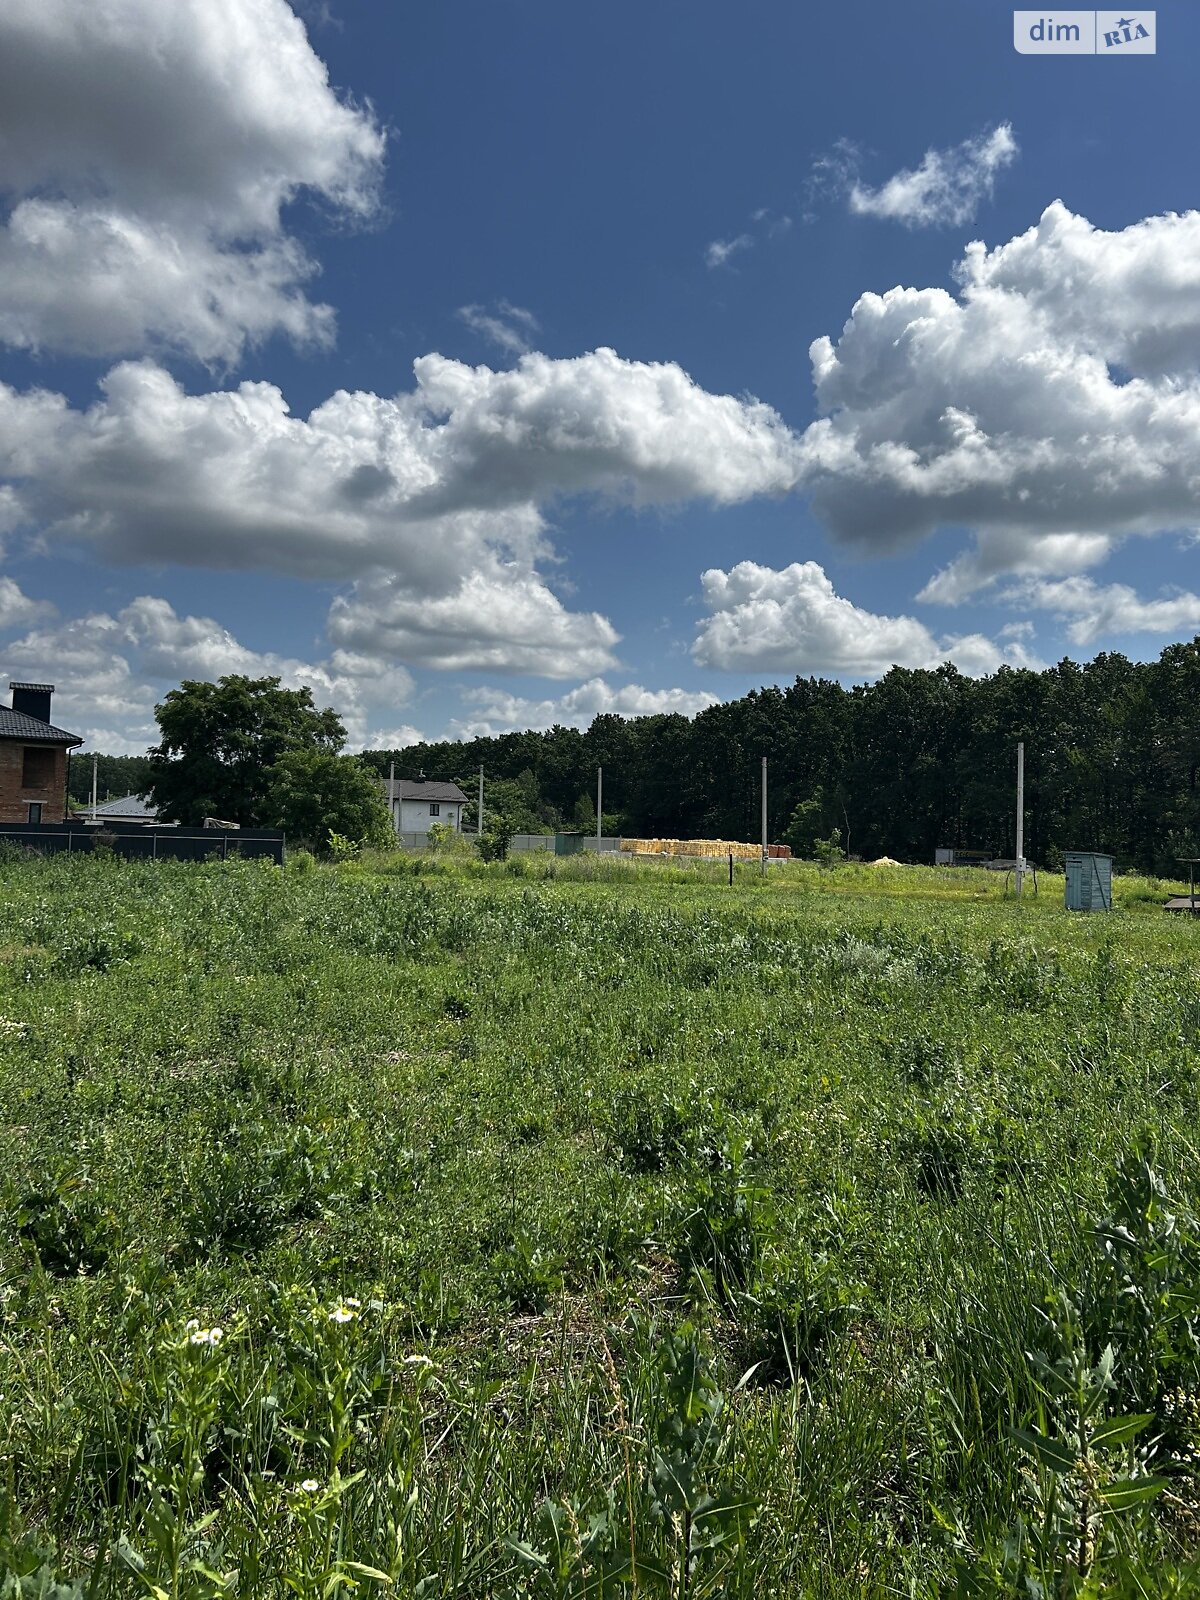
[3, 850, 1200, 1597]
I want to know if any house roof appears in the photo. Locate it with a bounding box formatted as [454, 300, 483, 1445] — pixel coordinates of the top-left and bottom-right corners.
[86, 793, 159, 819]
[383, 777, 468, 804]
[0, 705, 84, 746]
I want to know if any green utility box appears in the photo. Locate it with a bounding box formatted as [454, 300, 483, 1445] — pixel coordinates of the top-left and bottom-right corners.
[1064, 851, 1113, 912]
[554, 832, 586, 856]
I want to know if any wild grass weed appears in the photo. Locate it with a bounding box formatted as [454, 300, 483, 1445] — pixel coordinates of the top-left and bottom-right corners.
[1, 852, 1200, 1592]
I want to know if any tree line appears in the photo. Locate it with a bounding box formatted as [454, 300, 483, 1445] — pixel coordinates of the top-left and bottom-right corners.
[362, 641, 1200, 873]
[67, 753, 154, 807]
[71, 639, 1200, 869]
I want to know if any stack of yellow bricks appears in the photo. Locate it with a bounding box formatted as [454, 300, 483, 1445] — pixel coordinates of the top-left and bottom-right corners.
[622, 837, 763, 860]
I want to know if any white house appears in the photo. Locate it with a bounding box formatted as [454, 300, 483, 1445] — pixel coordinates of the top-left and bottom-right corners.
[382, 774, 468, 837]
[82, 793, 162, 826]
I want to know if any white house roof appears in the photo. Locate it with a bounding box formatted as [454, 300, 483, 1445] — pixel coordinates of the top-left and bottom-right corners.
[383, 777, 468, 804]
[85, 793, 160, 820]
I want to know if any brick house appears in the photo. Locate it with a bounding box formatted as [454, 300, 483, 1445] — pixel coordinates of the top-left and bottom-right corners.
[0, 683, 83, 824]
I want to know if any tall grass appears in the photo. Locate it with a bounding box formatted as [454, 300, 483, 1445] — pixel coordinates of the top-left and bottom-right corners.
[345, 845, 1192, 907]
[2, 852, 1200, 1594]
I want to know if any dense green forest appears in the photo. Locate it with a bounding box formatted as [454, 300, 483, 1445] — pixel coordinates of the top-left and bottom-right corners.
[66, 753, 153, 808]
[76, 639, 1200, 871]
[360, 641, 1200, 872]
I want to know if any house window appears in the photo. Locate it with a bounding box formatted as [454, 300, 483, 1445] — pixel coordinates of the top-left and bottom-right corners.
[429, 803, 440, 816]
[27, 802, 43, 824]
[21, 746, 54, 789]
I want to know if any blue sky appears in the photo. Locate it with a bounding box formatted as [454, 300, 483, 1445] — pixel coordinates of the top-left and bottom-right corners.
[1, 0, 1198, 749]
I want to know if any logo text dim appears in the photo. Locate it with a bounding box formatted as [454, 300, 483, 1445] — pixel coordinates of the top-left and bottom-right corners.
[1013, 11, 1155, 53]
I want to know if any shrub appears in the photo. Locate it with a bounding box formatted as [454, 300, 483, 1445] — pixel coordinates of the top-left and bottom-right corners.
[426, 821, 471, 856]
[179, 1120, 356, 1258]
[475, 816, 514, 861]
[735, 1243, 855, 1384]
[17, 1168, 120, 1276]
[813, 829, 843, 870]
[672, 1134, 767, 1306]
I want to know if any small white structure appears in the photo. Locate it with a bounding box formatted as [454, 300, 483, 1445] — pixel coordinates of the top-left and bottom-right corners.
[381, 774, 468, 837]
[82, 793, 162, 826]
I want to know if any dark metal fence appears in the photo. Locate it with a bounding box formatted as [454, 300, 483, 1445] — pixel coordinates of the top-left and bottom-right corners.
[0, 821, 285, 864]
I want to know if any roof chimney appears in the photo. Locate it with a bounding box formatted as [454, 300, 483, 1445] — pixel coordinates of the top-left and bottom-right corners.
[9, 682, 54, 723]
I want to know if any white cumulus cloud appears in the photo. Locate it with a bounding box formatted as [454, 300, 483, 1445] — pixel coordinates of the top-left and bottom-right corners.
[798, 202, 1200, 598]
[958, 202, 1200, 377]
[0, 575, 55, 632]
[449, 679, 720, 739]
[0, 348, 799, 677]
[692, 560, 1040, 677]
[1005, 576, 1200, 647]
[848, 124, 1017, 228]
[0, 350, 799, 572]
[0, 203, 334, 364]
[0, 0, 384, 363]
[0, 594, 418, 752]
[328, 563, 620, 678]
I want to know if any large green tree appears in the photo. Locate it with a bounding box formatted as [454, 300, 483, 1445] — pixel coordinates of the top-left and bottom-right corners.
[265, 749, 393, 850]
[148, 675, 345, 826]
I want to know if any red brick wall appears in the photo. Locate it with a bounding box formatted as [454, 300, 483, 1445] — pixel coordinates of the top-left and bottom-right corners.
[0, 740, 70, 823]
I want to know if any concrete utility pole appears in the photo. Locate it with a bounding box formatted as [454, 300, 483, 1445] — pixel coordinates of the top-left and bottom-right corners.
[91, 753, 98, 819]
[389, 759, 396, 837]
[761, 755, 768, 875]
[1015, 741, 1026, 898]
[478, 766, 484, 837]
[596, 765, 603, 847]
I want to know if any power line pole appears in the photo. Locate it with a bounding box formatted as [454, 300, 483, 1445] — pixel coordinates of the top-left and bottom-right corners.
[596, 765, 603, 849]
[478, 766, 484, 837]
[761, 755, 768, 875]
[1015, 741, 1026, 898]
[91, 752, 98, 820]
